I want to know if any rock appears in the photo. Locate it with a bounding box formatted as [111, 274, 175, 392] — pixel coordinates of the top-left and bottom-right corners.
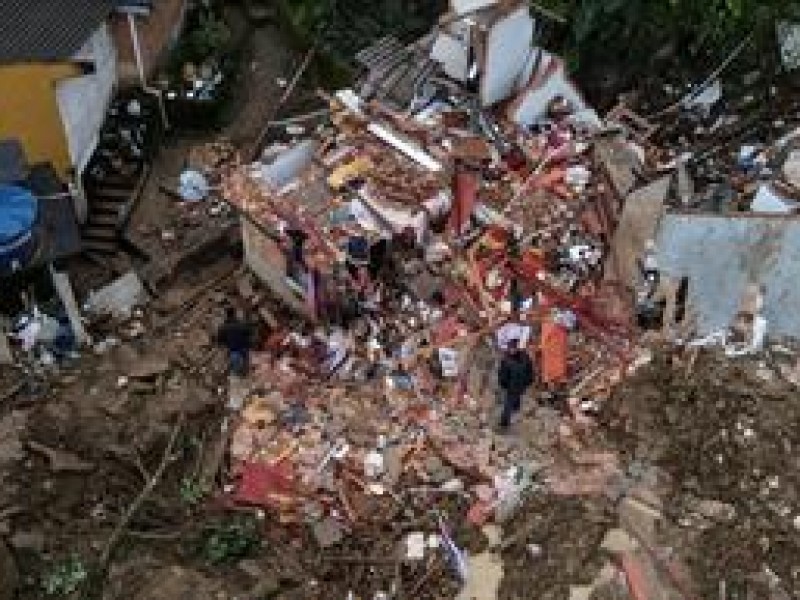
[383, 446, 403, 486]
[404, 532, 426, 560]
[85, 271, 146, 319]
[128, 356, 170, 379]
[238, 558, 265, 580]
[0, 540, 18, 600]
[10, 530, 45, 552]
[0, 411, 27, 466]
[600, 528, 639, 555]
[0, 328, 12, 365]
[481, 524, 502, 548]
[134, 566, 227, 600]
[568, 585, 593, 600]
[245, 576, 280, 600]
[782, 149, 800, 188]
[237, 275, 256, 300]
[311, 517, 344, 549]
[692, 498, 736, 522]
[527, 543, 543, 558]
[619, 495, 662, 545]
[424, 455, 454, 484]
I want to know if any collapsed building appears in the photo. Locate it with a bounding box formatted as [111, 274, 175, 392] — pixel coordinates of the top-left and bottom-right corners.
[208, 1, 800, 539]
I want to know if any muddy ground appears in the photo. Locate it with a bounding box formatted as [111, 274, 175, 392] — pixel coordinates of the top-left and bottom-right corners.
[6, 289, 799, 600]
[604, 349, 800, 599]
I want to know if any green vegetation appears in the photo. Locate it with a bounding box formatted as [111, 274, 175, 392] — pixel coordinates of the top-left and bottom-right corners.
[275, 0, 800, 102]
[42, 556, 88, 596]
[179, 476, 209, 506]
[278, 0, 446, 60]
[201, 516, 261, 564]
[187, 12, 232, 60]
[536, 0, 800, 91]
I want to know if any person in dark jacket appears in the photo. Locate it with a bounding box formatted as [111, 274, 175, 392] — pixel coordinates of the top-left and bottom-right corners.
[498, 339, 535, 430]
[284, 228, 308, 284]
[216, 307, 255, 376]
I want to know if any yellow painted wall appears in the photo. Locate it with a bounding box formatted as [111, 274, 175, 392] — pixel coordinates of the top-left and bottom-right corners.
[0, 62, 81, 177]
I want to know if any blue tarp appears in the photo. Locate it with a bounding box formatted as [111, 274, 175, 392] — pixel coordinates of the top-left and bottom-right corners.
[0, 184, 37, 246]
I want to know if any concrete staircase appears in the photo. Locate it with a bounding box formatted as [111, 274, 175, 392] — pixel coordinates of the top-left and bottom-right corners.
[81, 166, 149, 259]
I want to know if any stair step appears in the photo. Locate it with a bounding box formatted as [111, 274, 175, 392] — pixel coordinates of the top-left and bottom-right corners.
[87, 213, 121, 227]
[92, 200, 125, 215]
[82, 239, 119, 254]
[85, 170, 142, 190]
[91, 187, 134, 201]
[83, 226, 119, 240]
[84, 250, 118, 264]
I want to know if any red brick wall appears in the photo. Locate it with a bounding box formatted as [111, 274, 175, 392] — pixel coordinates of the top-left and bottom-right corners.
[111, 0, 188, 83]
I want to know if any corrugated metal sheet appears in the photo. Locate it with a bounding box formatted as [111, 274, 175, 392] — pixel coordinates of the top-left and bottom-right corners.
[0, 0, 111, 63]
[656, 214, 800, 337]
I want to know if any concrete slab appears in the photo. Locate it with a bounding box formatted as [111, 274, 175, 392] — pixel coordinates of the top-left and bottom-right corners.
[601, 528, 640, 555]
[619, 495, 662, 547]
[606, 176, 670, 289]
[456, 551, 503, 600]
[50, 267, 91, 345]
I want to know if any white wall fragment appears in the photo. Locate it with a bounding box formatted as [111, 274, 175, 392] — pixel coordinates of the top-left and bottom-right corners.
[480, 6, 534, 107]
[451, 0, 498, 15]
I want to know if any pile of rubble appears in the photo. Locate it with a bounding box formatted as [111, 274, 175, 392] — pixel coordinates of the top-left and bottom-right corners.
[217, 0, 638, 538]
[175, 1, 800, 598]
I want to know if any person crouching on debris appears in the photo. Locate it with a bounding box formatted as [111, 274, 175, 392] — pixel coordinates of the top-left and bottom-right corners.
[498, 338, 535, 431]
[216, 307, 255, 376]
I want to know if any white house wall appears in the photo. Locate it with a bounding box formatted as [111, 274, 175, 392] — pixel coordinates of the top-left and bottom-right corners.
[655, 214, 800, 337]
[56, 22, 117, 174]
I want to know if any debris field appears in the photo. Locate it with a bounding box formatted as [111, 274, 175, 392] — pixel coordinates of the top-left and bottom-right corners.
[2, 1, 800, 600]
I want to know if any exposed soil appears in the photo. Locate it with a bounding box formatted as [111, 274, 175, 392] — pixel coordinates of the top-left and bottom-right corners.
[499, 494, 614, 600]
[126, 8, 304, 268]
[603, 349, 800, 599]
